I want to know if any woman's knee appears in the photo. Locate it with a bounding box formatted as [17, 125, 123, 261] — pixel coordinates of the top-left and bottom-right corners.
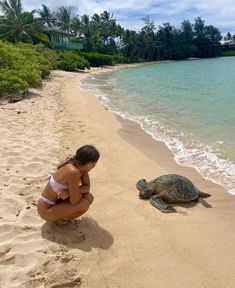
[83, 192, 94, 205]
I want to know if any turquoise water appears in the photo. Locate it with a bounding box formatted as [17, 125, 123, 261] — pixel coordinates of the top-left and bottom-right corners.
[81, 57, 235, 194]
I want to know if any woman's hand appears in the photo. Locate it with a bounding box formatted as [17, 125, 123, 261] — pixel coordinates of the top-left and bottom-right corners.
[57, 191, 69, 200]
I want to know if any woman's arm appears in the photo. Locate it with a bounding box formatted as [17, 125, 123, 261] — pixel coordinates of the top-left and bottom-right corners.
[79, 172, 90, 194]
[68, 170, 82, 205]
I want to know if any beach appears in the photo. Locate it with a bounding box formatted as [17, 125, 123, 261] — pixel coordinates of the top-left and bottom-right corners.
[0, 68, 235, 288]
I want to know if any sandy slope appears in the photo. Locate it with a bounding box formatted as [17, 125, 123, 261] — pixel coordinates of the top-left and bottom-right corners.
[0, 68, 235, 288]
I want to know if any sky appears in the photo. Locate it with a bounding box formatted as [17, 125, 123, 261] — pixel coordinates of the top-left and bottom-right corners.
[17, 0, 235, 35]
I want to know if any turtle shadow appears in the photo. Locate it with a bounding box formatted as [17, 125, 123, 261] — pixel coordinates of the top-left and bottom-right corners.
[140, 197, 212, 216]
[174, 198, 212, 208]
[140, 198, 212, 209]
[41, 216, 114, 251]
[171, 198, 212, 214]
[174, 201, 198, 209]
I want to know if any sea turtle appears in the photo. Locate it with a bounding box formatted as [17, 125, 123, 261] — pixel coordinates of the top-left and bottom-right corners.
[136, 174, 211, 213]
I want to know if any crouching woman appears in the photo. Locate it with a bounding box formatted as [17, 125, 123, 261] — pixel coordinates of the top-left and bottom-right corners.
[36, 145, 100, 226]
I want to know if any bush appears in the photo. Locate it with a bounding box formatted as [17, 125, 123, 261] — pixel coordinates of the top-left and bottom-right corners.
[32, 44, 59, 69]
[79, 52, 140, 66]
[57, 51, 90, 71]
[16, 43, 54, 78]
[79, 52, 115, 67]
[0, 70, 28, 97]
[0, 41, 55, 97]
[222, 50, 235, 56]
[112, 55, 140, 64]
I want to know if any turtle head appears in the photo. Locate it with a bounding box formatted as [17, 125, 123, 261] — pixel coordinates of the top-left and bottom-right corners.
[136, 179, 153, 199]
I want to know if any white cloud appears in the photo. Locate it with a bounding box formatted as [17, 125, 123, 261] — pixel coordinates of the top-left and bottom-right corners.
[8, 0, 235, 33]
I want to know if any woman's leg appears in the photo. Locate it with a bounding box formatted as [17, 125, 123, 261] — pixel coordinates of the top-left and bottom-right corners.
[37, 193, 94, 221]
[62, 193, 94, 221]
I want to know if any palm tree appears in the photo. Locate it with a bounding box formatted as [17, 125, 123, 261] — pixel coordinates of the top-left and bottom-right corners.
[0, 0, 22, 16]
[0, 0, 48, 43]
[56, 6, 73, 33]
[71, 16, 82, 36]
[37, 4, 56, 28]
[100, 10, 113, 23]
[92, 13, 101, 23]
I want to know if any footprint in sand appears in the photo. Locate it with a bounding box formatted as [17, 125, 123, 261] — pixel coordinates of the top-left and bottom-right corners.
[0, 247, 11, 258]
[0, 255, 15, 265]
[48, 278, 81, 288]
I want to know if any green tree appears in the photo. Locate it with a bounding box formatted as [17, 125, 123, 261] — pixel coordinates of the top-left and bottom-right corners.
[71, 15, 82, 37]
[79, 14, 92, 51]
[173, 20, 196, 59]
[98, 11, 119, 54]
[139, 16, 157, 60]
[56, 6, 73, 33]
[37, 4, 56, 28]
[156, 22, 175, 59]
[120, 29, 139, 58]
[193, 17, 222, 57]
[0, 0, 48, 43]
[225, 32, 231, 41]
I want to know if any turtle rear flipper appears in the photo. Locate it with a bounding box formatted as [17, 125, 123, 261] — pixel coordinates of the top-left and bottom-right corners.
[150, 195, 176, 213]
[199, 191, 211, 198]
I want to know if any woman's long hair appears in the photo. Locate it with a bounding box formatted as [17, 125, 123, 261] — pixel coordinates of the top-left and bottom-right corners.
[57, 145, 100, 169]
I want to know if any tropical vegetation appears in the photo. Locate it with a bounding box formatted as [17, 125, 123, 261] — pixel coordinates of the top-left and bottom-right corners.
[0, 0, 48, 43]
[222, 50, 235, 56]
[58, 51, 89, 71]
[0, 0, 231, 98]
[0, 0, 224, 60]
[0, 41, 57, 97]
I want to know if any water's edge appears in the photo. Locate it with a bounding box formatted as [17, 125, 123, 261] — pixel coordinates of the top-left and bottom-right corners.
[79, 64, 233, 195]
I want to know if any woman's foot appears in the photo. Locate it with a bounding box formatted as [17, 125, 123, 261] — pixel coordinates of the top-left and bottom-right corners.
[55, 220, 78, 231]
[32, 199, 38, 206]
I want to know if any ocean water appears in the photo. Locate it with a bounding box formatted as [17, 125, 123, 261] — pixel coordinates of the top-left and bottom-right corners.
[80, 57, 235, 195]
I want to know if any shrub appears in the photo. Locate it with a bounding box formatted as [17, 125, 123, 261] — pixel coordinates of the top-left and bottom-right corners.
[112, 55, 140, 64]
[0, 41, 55, 97]
[57, 51, 90, 71]
[79, 52, 140, 66]
[222, 50, 235, 56]
[79, 52, 115, 67]
[16, 43, 54, 78]
[0, 70, 28, 97]
[31, 44, 59, 69]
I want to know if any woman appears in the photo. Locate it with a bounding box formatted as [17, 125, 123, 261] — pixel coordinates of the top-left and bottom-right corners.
[36, 145, 100, 226]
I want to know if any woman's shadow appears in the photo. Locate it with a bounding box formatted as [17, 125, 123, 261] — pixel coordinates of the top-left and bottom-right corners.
[41, 216, 113, 251]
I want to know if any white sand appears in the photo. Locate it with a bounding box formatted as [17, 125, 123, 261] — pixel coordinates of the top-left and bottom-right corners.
[0, 68, 235, 288]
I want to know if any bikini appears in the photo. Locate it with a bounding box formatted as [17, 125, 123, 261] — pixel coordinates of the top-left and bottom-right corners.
[39, 172, 68, 205]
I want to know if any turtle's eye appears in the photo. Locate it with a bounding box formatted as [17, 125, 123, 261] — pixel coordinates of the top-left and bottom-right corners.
[139, 188, 152, 199]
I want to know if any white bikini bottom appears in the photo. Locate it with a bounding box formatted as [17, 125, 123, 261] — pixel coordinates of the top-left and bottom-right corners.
[39, 195, 56, 205]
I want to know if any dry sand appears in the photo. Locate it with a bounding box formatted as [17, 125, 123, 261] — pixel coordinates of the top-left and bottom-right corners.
[0, 67, 235, 288]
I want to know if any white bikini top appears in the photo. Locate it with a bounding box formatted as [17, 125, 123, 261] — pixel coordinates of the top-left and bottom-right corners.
[48, 172, 68, 193]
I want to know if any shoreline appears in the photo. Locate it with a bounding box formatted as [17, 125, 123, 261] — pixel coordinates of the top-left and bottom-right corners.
[1, 68, 235, 287]
[117, 115, 226, 194]
[80, 62, 233, 196]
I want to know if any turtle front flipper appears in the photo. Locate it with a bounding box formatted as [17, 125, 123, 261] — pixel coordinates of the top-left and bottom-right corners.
[150, 195, 176, 213]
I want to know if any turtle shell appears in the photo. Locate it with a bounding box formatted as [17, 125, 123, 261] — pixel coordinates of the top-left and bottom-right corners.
[153, 174, 200, 202]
